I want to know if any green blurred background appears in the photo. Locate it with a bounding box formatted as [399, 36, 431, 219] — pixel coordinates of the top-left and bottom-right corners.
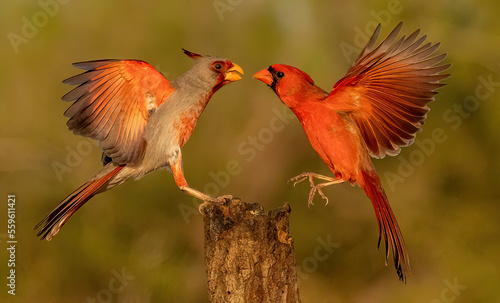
[1, 0, 499, 302]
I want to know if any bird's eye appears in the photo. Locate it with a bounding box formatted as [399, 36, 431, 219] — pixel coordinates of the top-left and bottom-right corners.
[214, 63, 223, 70]
[276, 71, 285, 79]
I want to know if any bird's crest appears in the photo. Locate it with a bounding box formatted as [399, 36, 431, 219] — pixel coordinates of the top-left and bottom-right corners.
[182, 49, 203, 60]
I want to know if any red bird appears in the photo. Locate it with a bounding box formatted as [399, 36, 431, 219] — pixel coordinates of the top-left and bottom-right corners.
[36, 49, 243, 241]
[254, 22, 450, 282]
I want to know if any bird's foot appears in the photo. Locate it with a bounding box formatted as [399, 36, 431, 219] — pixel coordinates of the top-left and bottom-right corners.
[306, 183, 330, 207]
[289, 172, 342, 207]
[180, 186, 232, 213]
[213, 194, 234, 203]
[290, 172, 336, 186]
[198, 194, 234, 214]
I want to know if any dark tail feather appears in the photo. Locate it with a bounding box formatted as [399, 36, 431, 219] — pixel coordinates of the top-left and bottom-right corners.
[360, 169, 411, 282]
[35, 166, 124, 241]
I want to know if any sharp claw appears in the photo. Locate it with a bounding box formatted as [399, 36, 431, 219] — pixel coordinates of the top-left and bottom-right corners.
[307, 197, 315, 208]
[290, 175, 307, 187]
[308, 181, 331, 207]
[317, 188, 329, 206]
[294, 179, 305, 187]
[198, 201, 210, 214]
[307, 187, 316, 208]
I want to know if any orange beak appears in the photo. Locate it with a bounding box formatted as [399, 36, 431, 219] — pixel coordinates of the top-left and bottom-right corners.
[224, 63, 244, 82]
[253, 68, 273, 86]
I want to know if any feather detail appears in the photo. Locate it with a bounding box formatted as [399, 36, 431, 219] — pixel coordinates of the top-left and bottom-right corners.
[360, 169, 410, 282]
[62, 60, 174, 164]
[35, 165, 124, 241]
[329, 22, 450, 158]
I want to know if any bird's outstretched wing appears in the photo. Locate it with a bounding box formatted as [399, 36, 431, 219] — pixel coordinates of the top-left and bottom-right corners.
[328, 22, 450, 158]
[62, 60, 174, 164]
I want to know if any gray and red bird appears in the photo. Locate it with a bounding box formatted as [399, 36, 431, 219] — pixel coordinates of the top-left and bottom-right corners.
[36, 49, 243, 241]
[254, 22, 450, 282]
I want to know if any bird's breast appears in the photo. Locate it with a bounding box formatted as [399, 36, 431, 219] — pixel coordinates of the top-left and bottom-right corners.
[173, 107, 202, 147]
[299, 108, 365, 182]
[141, 91, 208, 171]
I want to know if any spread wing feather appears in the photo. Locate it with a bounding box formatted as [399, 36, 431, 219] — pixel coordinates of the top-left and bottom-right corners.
[62, 60, 174, 164]
[329, 22, 450, 158]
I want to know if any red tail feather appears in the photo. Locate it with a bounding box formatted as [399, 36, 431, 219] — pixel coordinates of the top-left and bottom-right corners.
[360, 169, 410, 282]
[35, 166, 124, 241]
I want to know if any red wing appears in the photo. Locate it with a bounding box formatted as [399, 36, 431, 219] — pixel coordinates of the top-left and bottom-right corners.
[328, 22, 450, 158]
[62, 60, 174, 164]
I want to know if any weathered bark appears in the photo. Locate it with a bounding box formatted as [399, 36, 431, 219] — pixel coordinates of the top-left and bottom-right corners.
[203, 198, 301, 303]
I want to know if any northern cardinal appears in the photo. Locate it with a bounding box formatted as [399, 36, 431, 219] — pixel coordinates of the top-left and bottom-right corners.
[254, 22, 450, 282]
[36, 49, 243, 241]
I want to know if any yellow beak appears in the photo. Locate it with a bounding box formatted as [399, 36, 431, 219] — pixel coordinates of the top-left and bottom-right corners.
[224, 64, 244, 82]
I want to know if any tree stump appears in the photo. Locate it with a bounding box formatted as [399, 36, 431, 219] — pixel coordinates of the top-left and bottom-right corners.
[203, 198, 301, 303]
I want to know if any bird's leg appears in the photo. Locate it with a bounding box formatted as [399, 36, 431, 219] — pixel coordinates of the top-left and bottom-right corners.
[289, 172, 343, 207]
[183, 187, 233, 214]
[170, 157, 232, 213]
[290, 172, 337, 187]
